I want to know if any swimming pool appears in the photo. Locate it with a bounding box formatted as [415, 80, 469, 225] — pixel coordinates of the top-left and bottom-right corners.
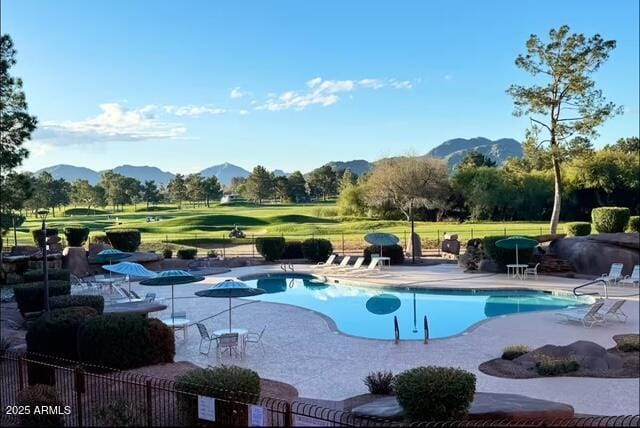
[241, 273, 591, 340]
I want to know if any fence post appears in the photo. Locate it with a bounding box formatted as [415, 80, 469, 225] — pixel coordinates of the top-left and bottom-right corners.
[74, 367, 84, 428]
[17, 356, 24, 391]
[471, 228, 474, 239]
[504, 227, 507, 236]
[403, 230, 407, 250]
[145, 379, 153, 427]
[341, 232, 345, 256]
[251, 235, 255, 258]
[284, 401, 292, 428]
[436, 229, 440, 256]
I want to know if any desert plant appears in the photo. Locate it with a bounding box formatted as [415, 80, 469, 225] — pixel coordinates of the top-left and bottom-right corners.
[282, 241, 304, 259]
[49, 295, 104, 314]
[162, 247, 173, 259]
[17, 384, 65, 427]
[77, 315, 174, 369]
[616, 335, 640, 352]
[30, 228, 59, 247]
[627, 216, 640, 233]
[23, 268, 70, 283]
[63, 225, 90, 246]
[255, 237, 285, 261]
[363, 244, 405, 265]
[482, 235, 535, 269]
[105, 229, 141, 252]
[301, 238, 333, 262]
[13, 281, 71, 316]
[535, 357, 580, 376]
[393, 366, 476, 421]
[563, 222, 591, 237]
[501, 345, 531, 360]
[176, 247, 197, 260]
[95, 398, 144, 427]
[591, 207, 631, 233]
[363, 370, 394, 395]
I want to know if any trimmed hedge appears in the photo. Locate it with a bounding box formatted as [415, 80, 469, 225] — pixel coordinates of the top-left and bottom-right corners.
[176, 247, 197, 260]
[26, 306, 98, 360]
[77, 315, 174, 369]
[63, 225, 90, 246]
[23, 268, 71, 283]
[49, 294, 104, 314]
[162, 248, 173, 259]
[482, 235, 535, 269]
[13, 281, 71, 315]
[90, 232, 110, 244]
[592, 207, 631, 233]
[301, 238, 333, 263]
[282, 241, 304, 259]
[363, 244, 405, 265]
[393, 366, 476, 421]
[30, 228, 59, 247]
[563, 222, 591, 237]
[616, 336, 640, 352]
[17, 385, 65, 427]
[255, 237, 285, 261]
[105, 229, 141, 252]
[627, 216, 640, 233]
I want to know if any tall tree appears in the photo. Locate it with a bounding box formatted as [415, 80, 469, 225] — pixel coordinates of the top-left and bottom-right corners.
[185, 174, 205, 207]
[307, 165, 338, 200]
[455, 150, 496, 171]
[339, 168, 357, 190]
[507, 25, 620, 233]
[167, 174, 187, 208]
[607, 136, 639, 155]
[141, 180, 160, 209]
[273, 176, 290, 203]
[245, 166, 274, 204]
[202, 176, 223, 207]
[287, 171, 308, 202]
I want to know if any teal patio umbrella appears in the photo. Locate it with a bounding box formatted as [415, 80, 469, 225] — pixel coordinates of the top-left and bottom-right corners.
[140, 270, 204, 327]
[495, 236, 538, 267]
[195, 279, 266, 332]
[88, 248, 132, 278]
[103, 261, 157, 294]
[364, 233, 400, 257]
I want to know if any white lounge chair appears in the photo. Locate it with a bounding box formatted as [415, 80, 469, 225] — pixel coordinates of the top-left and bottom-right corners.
[335, 256, 365, 273]
[601, 263, 624, 286]
[619, 265, 639, 287]
[351, 258, 382, 276]
[603, 300, 628, 323]
[321, 256, 351, 271]
[556, 301, 605, 328]
[312, 254, 337, 269]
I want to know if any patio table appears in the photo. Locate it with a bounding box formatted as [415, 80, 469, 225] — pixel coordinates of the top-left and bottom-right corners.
[213, 327, 248, 357]
[507, 264, 528, 279]
[373, 256, 391, 270]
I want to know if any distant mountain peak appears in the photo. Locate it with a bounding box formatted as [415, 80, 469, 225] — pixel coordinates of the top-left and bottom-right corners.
[427, 137, 522, 169]
[199, 162, 250, 186]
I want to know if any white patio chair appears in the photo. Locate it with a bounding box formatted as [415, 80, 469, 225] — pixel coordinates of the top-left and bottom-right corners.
[246, 325, 267, 355]
[216, 333, 240, 360]
[312, 254, 337, 269]
[601, 263, 624, 286]
[524, 263, 540, 279]
[321, 256, 351, 271]
[196, 323, 218, 355]
[144, 292, 156, 302]
[619, 265, 639, 287]
[556, 301, 605, 328]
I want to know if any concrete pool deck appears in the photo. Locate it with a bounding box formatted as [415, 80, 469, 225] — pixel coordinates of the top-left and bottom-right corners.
[129, 263, 640, 416]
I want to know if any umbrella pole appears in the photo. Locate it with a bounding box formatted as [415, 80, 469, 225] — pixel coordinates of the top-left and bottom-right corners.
[228, 297, 232, 333]
[171, 284, 175, 330]
[515, 244, 519, 279]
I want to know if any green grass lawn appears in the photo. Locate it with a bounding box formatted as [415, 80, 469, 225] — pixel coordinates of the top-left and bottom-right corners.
[7, 202, 556, 249]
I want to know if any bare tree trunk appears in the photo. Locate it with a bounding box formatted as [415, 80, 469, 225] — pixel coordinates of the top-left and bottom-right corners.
[549, 150, 562, 234]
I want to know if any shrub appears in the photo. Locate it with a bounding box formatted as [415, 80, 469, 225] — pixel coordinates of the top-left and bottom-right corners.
[77, 315, 174, 369]
[95, 399, 144, 427]
[616, 335, 640, 352]
[563, 222, 591, 237]
[23, 268, 70, 283]
[482, 235, 535, 269]
[591, 207, 631, 233]
[90, 232, 110, 244]
[176, 247, 197, 260]
[26, 307, 98, 360]
[162, 248, 173, 259]
[17, 385, 65, 427]
[13, 281, 71, 316]
[105, 229, 141, 252]
[282, 241, 304, 259]
[49, 295, 104, 314]
[363, 370, 394, 395]
[301, 238, 333, 262]
[535, 357, 580, 376]
[63, 225, 90, 246]
[30, 228, 59, 247]
[255, 237, 285, 261]
[627, 216, 640, 233]
[363, 244, 405, 265]
[501, 345, 531, 360]
[393, 366, 476, 421]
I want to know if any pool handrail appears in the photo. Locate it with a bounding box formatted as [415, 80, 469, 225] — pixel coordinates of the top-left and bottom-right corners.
[573, 278, 608, 297]
[393, 315, 400, 344]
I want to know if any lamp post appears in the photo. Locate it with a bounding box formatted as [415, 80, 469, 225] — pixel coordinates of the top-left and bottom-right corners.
[36, 209, 50, 311]
[409, 198, 415, 264]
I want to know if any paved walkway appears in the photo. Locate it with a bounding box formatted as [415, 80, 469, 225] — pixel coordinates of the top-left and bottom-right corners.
[129, 264, 640, 416]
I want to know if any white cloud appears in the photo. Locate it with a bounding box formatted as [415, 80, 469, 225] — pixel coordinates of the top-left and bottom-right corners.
[239, 110, 250, 116]
[32, 103, 186, 145]
[230, 87, 248, 99]
[389, 79, 413, 89]
[163, 105, 226, 117]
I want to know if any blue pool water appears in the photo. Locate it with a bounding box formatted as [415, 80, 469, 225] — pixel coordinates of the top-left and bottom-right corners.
[242, 274, 590, 340]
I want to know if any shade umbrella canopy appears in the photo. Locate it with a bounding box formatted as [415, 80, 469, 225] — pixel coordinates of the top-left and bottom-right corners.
[88, 248, 131, 264]
[103, 262, 157, 278]
[140, 270, 204, 327]
[496, 236, 539, 267]
[364, 233, 400, 257]
[195, 279, 265, 332]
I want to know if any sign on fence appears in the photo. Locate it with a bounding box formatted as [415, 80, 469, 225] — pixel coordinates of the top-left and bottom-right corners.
[249, 404, 266, 426]
[197, 395, 216, 422]
[294, 414, 332, 426]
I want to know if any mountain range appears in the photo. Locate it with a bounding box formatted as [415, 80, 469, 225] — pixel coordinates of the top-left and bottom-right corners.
[34, 137, 522, 185]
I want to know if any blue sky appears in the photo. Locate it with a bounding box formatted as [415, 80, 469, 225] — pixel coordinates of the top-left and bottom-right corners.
[3, 0, 639, 174]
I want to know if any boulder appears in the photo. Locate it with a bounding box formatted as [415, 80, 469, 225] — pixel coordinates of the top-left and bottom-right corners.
[441, 239, 460, 255]
[62, 246, 91, 277]
[549, 233, 639, 276]
[479, 259, 500, 273]
[406, 232, 422, 259]
[514, 341, 623, 371]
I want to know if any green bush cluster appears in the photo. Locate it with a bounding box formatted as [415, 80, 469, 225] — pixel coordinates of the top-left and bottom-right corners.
[13, 281, 71, 315]
[23, 268, 70, 283]
[591, 207, 631, 233]
[535, 357, 580, 376]
[26, 307, 98, 360]
[176, 247, 197, 259]
[393, 366, 476, 421]
[563, 222, 591, 237]
[616, 335, 640, 352]
[627, 216, 640, 233]
[501, 345, 531, 360]
[77, 315, 174, 369]
[94, 399, 144, 427]
[255, 237, 285, 261]
[162, 248, 173, 259]
[301, 238, 333, 262]
[49, 295, 104, 314]
[63, 225, 90, 246]
[363, 244, 405, 265]
[90, 232, 110, 244]
[363, 370, 394, 395]
[282, 241, 304, 259]
[17, 385, 65, 427]
[30, 228, 59, 247]
[482, 235, 535, 269]
[105, 229, 141, 252]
